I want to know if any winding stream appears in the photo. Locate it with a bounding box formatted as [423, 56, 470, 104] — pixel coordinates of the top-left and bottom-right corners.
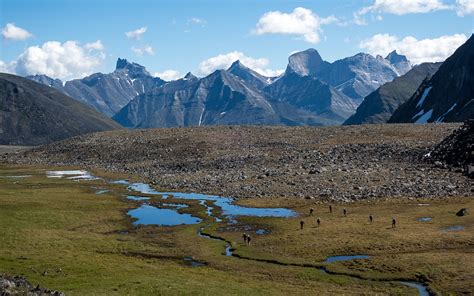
[47, 170, 432, 295]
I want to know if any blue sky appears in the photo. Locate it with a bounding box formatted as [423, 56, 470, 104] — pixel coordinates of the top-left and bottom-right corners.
[1, 0, 473, 80]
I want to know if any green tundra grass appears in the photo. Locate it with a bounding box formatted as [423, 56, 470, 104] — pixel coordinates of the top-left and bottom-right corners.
[0, 165, 472, 295]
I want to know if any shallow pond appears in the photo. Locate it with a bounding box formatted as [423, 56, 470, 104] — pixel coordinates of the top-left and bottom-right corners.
[183, 257, 206, 267]
[128, 204, 202, 226]
[442, 225, 465, 232]
[417, 217, 432, 222]
[325, 255, 370, 263]
[126, 195, 151, 201]
[128, 183, 296, 219]
[47, 170, 99, 181]
[110, 180, 130, 185]
[256, 229, 270, 235]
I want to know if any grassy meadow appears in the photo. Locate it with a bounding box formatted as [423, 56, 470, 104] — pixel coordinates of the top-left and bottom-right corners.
[0, 165, 472, 295]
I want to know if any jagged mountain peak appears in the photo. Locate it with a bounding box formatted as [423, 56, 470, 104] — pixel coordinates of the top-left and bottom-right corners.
[228, 60, 252, 73]
[286, 48, 325, 76]
[227, 60, 270, 89]
[115, 58, 150, 77]
[184, 72, 197, 80]
[385, 50, 409, 64]
[229, 59, 243, 68]
[26, 74, 64, 89]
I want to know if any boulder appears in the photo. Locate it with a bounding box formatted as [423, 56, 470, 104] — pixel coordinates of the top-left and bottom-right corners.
[456, 208, 469, 217]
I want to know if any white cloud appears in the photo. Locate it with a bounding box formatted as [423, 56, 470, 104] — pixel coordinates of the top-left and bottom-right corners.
[131, 45, 155, 56]
[456, 0, 474, 16]
[188, 17, 207, 25]
[198, 51, 283, 77]
[360, 33, 467, 64]
[360, 0, 449, 15]
[154, 69, 181, 81]
[2, 23, 32, 41]
[252, 7, 337, 44]
[352, 12, 368, 25]
[4, 40, 105, 80]
[85, 40, 104, 51]
[125, 26, 147, 40]
[0, 60, 14, 73]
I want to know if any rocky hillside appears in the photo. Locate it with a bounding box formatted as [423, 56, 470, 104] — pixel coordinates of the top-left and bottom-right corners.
[0, 73, 121, 146]
[6, 124, 471, 201]
[389, 34, 474, 123]
[344, 62, 441, 125]
[429, 120, 473, 177]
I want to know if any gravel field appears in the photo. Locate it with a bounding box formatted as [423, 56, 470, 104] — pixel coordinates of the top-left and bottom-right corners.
[3, 123, 472, 201]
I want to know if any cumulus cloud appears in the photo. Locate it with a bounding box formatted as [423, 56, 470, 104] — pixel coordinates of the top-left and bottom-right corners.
[359, 0, 449, 15]
[125, 26, 147, 40]
[360, 33, 467, 64]
[198, 51, 283, 77]
[456, 0, 474, 16]
[2, 23, 32, 41]
[354, 0, 451, 24]
[154, 69, 181, 81]
[252, 7, 337, 44]
[131, 45, 155, 56]
[3, 40, 105, 80]
[85, 40, 104, 51]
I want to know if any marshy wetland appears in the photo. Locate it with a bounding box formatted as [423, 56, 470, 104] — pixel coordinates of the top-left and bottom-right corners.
[0, 165, 472, 295]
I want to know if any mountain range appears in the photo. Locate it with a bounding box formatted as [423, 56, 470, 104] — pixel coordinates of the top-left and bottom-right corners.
[27, 49, 412, 127]
[0, 73, 121, 145]
[20, 35, 474, 128]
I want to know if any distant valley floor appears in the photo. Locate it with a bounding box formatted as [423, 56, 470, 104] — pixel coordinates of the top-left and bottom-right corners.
[2, 123, 472, 201]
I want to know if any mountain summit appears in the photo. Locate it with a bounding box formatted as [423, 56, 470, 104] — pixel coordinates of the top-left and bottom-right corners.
[385, 50, 411, 75]
[115, 58, 151, 78]
[227, 60, 270, 89]
[385, 50, 408, 64]
[286, 48, 327, 76]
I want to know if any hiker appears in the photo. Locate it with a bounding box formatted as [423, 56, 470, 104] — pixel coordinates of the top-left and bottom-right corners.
[343, 208, 347, 217]
[309, 208, 314, 216]
[300, 220, 305, 230]
[329, 205, 332, 213]
[242, 233, 248, 244]
[369, 214, 373, 224]
[247, 235, 252, 246]
[392, 218, 396, 228]
[317, 217, 321, 227]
